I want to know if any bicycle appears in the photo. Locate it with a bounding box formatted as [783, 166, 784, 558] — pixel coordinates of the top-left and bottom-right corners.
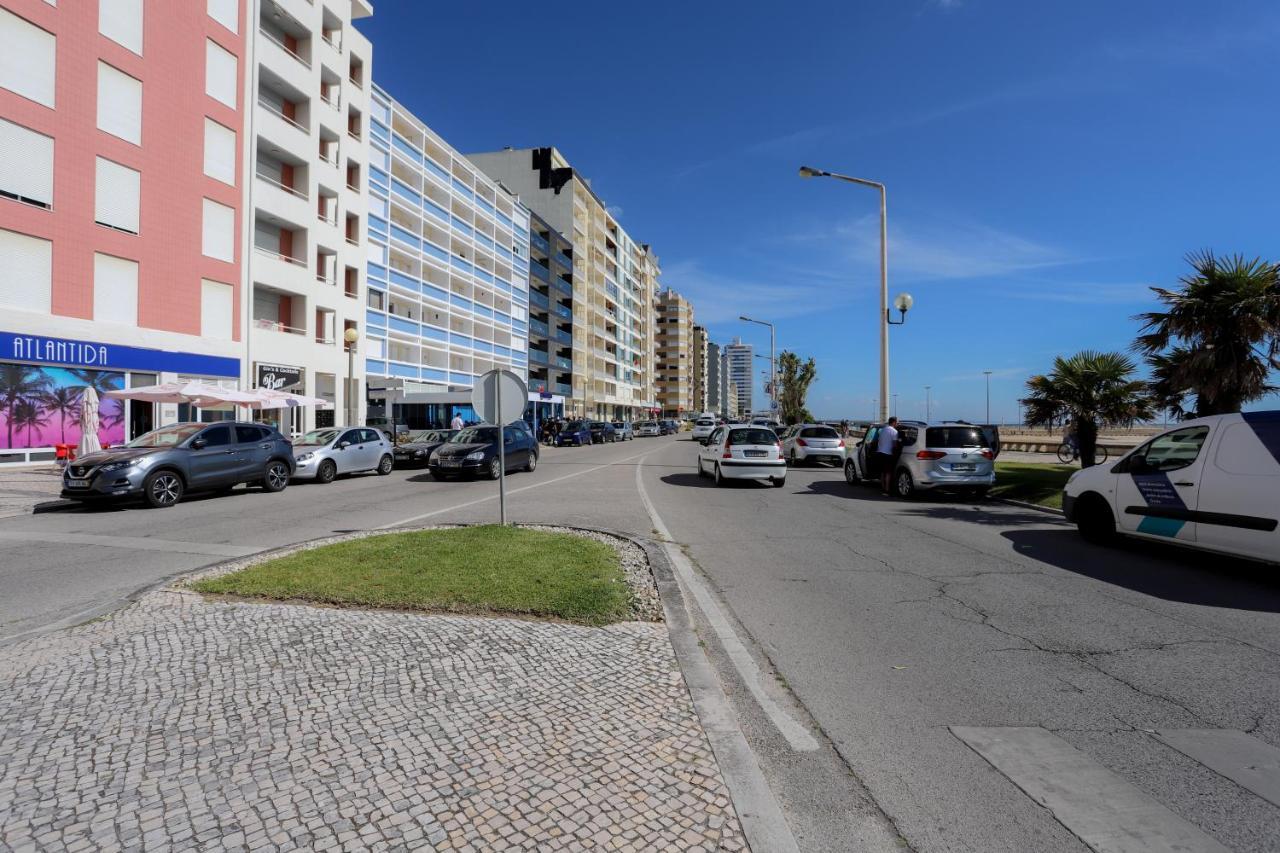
[1056, 443, 1108, 464]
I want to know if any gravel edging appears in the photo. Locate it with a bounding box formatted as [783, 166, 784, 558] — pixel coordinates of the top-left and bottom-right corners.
[177, 523, 663, 623]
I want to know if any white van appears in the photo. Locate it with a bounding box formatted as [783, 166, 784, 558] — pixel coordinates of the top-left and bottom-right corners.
[1063, 412, 1280, 563]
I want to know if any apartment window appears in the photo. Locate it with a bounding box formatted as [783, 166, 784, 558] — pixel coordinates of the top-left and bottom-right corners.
[201, 279, 234, 339]
[97, 62, 143, 145]
[201, 198, 235, 262]
[202, 119, 236, 186]
[207, 0, 238, 34]
[205, 39, 237, 109]
[95, 158, 141, 234]
[0, 118, 53, 209]
[0, 8, 56, 107]
[99, 0, 143, 55]
[93, 253, 139, 326]
[0, 227, 50, 315]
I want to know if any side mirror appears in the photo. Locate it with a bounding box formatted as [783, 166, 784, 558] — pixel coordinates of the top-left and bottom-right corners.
[337, 441, 349, 450]
[190, 438, 207, 449]
[1127, 455, 1149, 474]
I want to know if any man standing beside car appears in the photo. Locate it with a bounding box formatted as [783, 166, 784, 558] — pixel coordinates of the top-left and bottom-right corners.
[451, 412, 465, 432]
[877, 416, 900, 495]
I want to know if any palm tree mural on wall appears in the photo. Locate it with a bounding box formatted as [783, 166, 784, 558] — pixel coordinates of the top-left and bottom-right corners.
[0, 365, 124, 450]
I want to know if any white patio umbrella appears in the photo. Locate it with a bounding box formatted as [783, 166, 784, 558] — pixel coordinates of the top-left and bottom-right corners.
[245, 388, 328, 410]
[77, 387, 101, 456]
[105, 381, 262, 409]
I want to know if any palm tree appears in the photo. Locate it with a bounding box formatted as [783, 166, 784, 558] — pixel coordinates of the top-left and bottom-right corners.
[1133, 251, 1280, 417]
[777, 351, 817, 425]
[1021, 351, 1154, 467]
[10, 398, 50, 447]
[0, 365, 49, 449]
[68, 369, 125, 430]
[39, 386, 82, 444]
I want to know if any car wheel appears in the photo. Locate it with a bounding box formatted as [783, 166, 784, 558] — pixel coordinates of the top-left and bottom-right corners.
[143, 470, 183, 508]
[714, 464, 725, 487]
[893, 468, 915, 499]
[377, 454, 394, 475]
[844, 460, 858, 486]
[1077, 495, 1117, 544]
[789, 450, 798, 467]
[316, 459, 337, 484]
[262, 460, 290, 493]
[526, 453, 537, 473]
[696, 457, 705, 478]
[772, 476, 786, 488]
[487, 457, 502, 480]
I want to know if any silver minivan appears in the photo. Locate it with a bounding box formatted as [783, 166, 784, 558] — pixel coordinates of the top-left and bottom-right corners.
[847, 421, 995, 498]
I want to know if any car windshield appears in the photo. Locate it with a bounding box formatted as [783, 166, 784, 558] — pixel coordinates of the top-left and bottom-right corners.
[800, 426, 840, 439]
[127, 423, 204, 448]
[406, 431, 438, 443]
[299, 428, 341, 445]
[925, 427, 988, 448]
[452, 427, 497, 444]
[697, 419, 714, 426]
[565, 420, 586, 431]
[728, 428, 777, 446]
[612, 422, 625, 428]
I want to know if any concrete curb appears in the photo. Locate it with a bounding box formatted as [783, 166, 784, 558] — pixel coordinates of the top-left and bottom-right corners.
[994, 497, 1066, 517]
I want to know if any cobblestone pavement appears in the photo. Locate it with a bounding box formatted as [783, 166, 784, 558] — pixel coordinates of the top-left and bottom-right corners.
[0, 590, 745, 852]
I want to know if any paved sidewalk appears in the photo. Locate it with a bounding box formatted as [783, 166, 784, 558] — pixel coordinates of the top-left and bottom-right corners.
[0, 588, 745, 852]
[0, 465, 67, 519]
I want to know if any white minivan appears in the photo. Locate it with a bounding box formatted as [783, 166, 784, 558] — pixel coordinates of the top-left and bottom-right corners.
[1063, 412, 1279, 563]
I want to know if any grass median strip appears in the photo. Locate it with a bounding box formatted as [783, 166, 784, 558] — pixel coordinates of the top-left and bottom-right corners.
[192, 525, 631, 626]
[992, 461, 1076, 510]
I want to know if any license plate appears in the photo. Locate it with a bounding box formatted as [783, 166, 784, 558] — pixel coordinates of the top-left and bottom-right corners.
[66, 478, 89, 488]
[743, 450, 766, 458]
[952, 464, 976, 472]
[441, 459, 462, 467]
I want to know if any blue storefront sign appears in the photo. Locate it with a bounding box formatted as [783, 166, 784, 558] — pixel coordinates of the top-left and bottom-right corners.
[1, 331, 239, 378]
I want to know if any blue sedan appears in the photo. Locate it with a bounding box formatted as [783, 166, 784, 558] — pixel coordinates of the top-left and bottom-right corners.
[556, 420, 593, 446]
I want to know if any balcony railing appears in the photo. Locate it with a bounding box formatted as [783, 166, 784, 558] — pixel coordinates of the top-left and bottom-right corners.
[254, 246, 307, 267]
[258, 98, 309, 134]
[321, 93, 340, 111]
[528, 318, 550, 337]
[259, 27, 310, 69]
[529, 259, 550, 281]
[529, 349, 549, 365]
[554, 356, 573, 371]
[528, 290, 550, 310]
[553, 382, 573, 396]
[553, 330, 573, 346]
[256, 171, 307, 200]
[530, 232, 550, 254]
[556, 252, 574, 271]
[253, 318, 305, 335]
[553, 303, 572, 320]
[315, 271, 336, 286]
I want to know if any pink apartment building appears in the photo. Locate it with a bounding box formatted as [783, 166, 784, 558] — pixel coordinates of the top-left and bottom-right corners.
[0, 0, 247, 463]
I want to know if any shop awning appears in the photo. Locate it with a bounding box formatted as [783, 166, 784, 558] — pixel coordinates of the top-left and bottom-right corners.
[104, 381, 262, 409]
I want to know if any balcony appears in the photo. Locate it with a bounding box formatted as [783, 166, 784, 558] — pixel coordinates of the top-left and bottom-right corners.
[528, 318, 550, 337]
[254, 318, 306, 336]
[530, 232, 550, 254]
[553, 382, 573, 396]
[257, 100, 310, 158]
[528, 290, 550, 310]
[529, 259, 550, 282]
[554, 356, 573, 371]
[529, 348, 549, 365]
[556, 252, 573, 272]
[259, 26, 310, 71]
[553, 303, 572, 320]
[553, 329, 573, 346]
[552, 277, 573, 299]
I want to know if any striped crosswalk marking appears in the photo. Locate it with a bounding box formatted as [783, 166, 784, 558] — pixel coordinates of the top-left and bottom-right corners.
[951, 726, 1230, 853]
[1157, 729, 1280, 809]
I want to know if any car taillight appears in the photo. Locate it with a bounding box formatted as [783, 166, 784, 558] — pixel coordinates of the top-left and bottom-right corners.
[796, 438, 808, 447]
[837, 439, 845, 448]
[723, 450, 732, 458]
[775, 442, 783, 452]
[981, 449, 994, 460]
[917, 450, 946, 460]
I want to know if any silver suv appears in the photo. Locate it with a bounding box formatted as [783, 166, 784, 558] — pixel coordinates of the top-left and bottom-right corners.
[847, 421, 995, 498]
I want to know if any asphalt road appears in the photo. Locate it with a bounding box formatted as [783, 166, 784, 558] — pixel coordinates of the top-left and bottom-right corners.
[3, 434, 1278, 851]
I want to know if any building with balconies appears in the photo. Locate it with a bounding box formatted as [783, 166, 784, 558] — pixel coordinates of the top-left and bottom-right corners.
[467, 147, 658, 421]
[691, 324, 709, 415]
[707, 340, 723, 417]
[525, 210, 574, 406]
[654, 288, 694, 418]
[724, 337, 754, 418]
[246, 0, 373, 432]
[361, 85, 532, 429]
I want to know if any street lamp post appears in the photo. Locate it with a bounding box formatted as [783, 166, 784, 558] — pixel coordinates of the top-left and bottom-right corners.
[799, 166, 912, 423]
[739, 315, 775, 419]
[893, 393, 898, 418]
[924, 385, 932, 422]
[983, 370, 992, 424]
[343, 326, 360, 426]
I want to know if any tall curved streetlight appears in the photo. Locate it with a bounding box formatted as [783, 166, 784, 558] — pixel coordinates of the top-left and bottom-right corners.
[799, 166, 912, 423]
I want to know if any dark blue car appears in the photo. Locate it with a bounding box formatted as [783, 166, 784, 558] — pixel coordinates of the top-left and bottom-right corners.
[556, 420, 593, 447]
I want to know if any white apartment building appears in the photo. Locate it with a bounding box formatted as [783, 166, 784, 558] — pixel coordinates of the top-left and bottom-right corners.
[724, 337, 753, 418]
[467, 148, 658, 421]
[245, 0, 373, 431]
[362, 84, 532, 427]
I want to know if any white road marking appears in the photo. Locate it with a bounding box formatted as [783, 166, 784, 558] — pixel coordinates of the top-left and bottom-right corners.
[951, 726, 1230, 853]
[1157, 729, 1280, 809]
[0, 530, 257, 558]
[376, 445, 660, 530]
[635, 454, 820, 753]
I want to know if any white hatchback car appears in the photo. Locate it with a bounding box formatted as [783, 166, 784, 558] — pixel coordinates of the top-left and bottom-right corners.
[780, 423, 846, 466]
[696, 424, 786, 487]
[691, 417, 718, 444]
[1064, 412, 1279, 563]
[292, 427, 395, 483]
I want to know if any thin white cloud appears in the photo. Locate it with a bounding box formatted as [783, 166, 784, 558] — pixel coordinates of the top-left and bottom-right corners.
[1002, 282, 1155, 305]
[661, 260, 843, 325]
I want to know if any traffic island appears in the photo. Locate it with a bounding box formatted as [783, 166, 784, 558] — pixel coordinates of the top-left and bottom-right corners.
[0, 525, 742, 852]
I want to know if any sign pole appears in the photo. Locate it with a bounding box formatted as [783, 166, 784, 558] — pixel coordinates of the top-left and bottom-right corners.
[497, 374, 506, 526]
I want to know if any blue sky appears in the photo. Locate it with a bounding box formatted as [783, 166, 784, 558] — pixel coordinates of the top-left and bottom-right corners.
[358, 1, 1280, 422]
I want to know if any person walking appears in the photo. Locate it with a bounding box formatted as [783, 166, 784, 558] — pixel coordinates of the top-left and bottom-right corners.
[877, 416, 900, 496]
[450, 411, 464, 431]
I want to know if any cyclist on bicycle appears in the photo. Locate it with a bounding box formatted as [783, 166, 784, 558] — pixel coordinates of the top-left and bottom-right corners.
[1063, 422, 1079, 459]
